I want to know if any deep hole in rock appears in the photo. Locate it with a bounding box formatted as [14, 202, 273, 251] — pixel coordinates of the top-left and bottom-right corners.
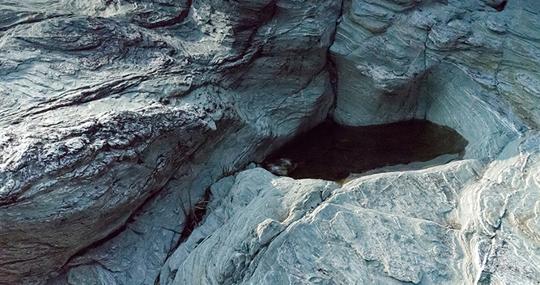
[493, 0, 508, 11]
[264, 119, 468, 181]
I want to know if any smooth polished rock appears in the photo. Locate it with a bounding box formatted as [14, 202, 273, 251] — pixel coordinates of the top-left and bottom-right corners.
[2, 0, 540, 284]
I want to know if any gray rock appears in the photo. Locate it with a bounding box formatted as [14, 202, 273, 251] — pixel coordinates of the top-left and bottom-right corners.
[159, 168, 340, 285]
[0, 0, 341, 283]
[2, 0, 540, 284]
[158, 1, 540, 284]
[163, 138, 540, 284]
[331, 0, 538, 158]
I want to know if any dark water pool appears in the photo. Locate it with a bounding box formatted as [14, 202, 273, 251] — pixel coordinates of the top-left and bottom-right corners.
[263, 119, 468, 181]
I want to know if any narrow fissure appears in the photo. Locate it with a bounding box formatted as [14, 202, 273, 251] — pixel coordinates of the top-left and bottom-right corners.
[178, 188, 212, 242]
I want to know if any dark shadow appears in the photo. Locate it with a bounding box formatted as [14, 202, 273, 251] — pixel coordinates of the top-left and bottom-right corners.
[264, 119, 468, 181]
[493, 0, 508, 11]
[179, 189, 211, 242]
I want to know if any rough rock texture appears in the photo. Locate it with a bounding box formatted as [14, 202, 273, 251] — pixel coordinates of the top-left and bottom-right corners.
[331, 0, 539, 158]
[160, 138, 540, 284]
[164, 165, 474, 284]
[158, 1, 540, 285]
[326, 1, 540, 280]
[2, 0, 540, 285]
[0, 0, 341, 284]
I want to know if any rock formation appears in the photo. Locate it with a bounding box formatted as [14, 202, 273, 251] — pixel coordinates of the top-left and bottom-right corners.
[1, 0, 539, 284]
[0, 1, 340, 283]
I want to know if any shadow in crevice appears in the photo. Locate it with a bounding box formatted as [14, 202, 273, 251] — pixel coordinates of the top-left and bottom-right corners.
[492, 0, 508, 12]
[264, 119, 468, 181]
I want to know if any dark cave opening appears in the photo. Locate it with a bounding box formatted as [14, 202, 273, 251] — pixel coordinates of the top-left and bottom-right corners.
[492, 0, 508, 11]
[263, 119, 468, 181]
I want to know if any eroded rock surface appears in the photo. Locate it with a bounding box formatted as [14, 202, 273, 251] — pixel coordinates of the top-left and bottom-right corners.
[162, 134, 540, 284]
[1, 0, 540, 284]
[331, 0, 539, 158]
[0, 0, 341, 283]
[159, 1, 540, 284]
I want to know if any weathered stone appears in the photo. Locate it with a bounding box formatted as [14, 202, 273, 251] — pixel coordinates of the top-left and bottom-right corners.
[2, 0, 540, 284]
[331, 0, 538, 159]
[0, 0, 341, 283]
[157, 1, 540, 284]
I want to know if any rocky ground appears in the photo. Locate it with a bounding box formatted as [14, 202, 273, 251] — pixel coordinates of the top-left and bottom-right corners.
[0, 0, 539, 284]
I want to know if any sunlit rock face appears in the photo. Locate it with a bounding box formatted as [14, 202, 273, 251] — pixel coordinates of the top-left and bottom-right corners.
[325, 2, 540, 281]
[325, 3, 540, 280]
[169, 135, 540, 285]
[0, 0, 341, 283]
[161, 165, 480, 285]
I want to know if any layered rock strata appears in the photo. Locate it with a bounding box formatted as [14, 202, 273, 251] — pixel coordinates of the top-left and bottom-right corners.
[1, 0, 540, 284]
[159, 1, 540, 284]
[0, 0, 341, 283]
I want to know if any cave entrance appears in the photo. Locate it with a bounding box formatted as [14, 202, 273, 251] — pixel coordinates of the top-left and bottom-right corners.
[263, 119, 468, 181]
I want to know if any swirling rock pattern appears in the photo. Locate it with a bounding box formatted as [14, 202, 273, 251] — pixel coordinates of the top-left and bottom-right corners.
[0, 0, 341, 284]
[160, 1, 540, 285]
[161, 165, 479, 285]
[331, 0, 539, 157]
[162, 139, 540, 284]
[1, 0, 540, 284]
